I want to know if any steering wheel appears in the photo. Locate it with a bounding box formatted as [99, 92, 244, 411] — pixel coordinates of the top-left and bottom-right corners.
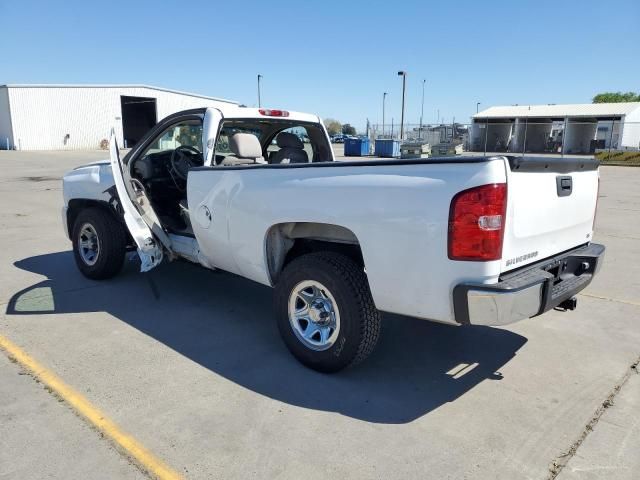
[170, 145, 203, 181]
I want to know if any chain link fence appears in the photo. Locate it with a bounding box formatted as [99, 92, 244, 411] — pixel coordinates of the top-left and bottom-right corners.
[368, 119, 640, 157]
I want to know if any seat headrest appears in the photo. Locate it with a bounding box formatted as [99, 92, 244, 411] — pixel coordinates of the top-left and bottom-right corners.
[276, 132, 303, 149]
[229, 133, 262, 159]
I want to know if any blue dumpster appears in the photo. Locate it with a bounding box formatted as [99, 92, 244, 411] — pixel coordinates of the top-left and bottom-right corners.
[374, 139, 401, 158]
[344, 137, 370, 156]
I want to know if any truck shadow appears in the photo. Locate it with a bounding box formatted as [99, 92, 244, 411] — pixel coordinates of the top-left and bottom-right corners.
[7, 252, 528, 424]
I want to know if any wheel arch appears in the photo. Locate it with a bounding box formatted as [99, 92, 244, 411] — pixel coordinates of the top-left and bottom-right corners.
[264, 222, 364, 284]
[66, 198, 131, 245]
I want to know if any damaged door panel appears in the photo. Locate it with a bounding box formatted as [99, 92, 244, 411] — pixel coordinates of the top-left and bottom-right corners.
[109, 131, 170, 271]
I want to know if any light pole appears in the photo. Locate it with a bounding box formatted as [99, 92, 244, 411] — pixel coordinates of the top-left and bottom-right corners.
[382, 92, 388, 137]
[476, 102, 481, 114]
[420, 79, 426, 139]
[257, 74, 263, 107]
[397, 71, 407, 140]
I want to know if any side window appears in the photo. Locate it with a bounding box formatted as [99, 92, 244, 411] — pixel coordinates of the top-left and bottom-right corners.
[267, 127, 314, 164]
[143, 121, 203, 157]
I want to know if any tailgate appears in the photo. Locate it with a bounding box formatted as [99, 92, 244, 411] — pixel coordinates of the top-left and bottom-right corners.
[501, 157, 599, 273]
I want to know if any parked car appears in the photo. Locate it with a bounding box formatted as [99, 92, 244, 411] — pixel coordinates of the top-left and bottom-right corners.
[334, 134, 358, 143]
[62, 106, 605, 372]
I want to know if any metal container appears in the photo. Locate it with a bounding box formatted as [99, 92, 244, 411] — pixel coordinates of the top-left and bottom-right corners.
[344, 137, 370, 156]
[400, 142, 431, 159]
[374, 139, 401, 158]
[430, 142, 464, 157]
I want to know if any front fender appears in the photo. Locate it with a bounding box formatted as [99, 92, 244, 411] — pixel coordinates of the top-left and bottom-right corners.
[63, 162, 115, 207]
[62, 162, 119, 238]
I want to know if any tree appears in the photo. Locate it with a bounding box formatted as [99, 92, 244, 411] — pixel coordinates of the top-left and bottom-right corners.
[324, 118, 342, 136]
[592, 92, 640, 103]
[342, 124, 356, 136]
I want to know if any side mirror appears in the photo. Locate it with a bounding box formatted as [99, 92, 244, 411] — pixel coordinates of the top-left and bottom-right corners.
[202, 108, 223, 166]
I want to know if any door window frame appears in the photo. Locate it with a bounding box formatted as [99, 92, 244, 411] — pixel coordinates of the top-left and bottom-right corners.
[137, 119, 204, 160]
[122, 112, 204, 170]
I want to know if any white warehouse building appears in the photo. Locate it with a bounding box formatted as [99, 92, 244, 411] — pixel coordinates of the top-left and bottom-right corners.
[0, 84, 238, 150]
[471, 102, 640, 154]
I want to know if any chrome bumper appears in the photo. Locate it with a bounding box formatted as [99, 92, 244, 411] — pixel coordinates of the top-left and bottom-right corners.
[454, 243, 605, 326]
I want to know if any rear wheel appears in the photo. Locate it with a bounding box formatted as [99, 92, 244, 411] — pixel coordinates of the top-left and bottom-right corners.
[72, 207, 126, 279]
[274, 252, 381, 372]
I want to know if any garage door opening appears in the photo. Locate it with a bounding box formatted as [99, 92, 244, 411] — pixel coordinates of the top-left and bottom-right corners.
[564, 119, 598, 154]
[121, 96, 157, 148]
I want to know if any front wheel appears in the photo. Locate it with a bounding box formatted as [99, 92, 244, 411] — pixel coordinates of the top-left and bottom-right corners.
[72, 207, 127, 280]
[274, 252, 381, 372]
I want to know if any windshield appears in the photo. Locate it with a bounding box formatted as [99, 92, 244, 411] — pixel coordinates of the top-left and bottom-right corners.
[143, 121, 202, 156]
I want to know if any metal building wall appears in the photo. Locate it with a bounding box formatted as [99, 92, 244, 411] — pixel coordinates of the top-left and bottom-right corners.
[0, 87, 14, 149]
[6, 86, 238, 150]
[621, 109, 640, 149]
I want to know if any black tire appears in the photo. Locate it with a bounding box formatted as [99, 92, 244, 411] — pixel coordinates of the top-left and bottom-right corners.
[72, 207, 127, 280]
[274, 252, 381, 372]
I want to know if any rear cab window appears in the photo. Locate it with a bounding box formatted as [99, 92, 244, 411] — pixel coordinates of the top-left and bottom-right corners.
[213, 119, 331, 166]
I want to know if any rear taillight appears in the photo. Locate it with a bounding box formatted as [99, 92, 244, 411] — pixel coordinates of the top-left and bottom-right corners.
[258, 108, 289, 117]
[448, 183, 507, 261]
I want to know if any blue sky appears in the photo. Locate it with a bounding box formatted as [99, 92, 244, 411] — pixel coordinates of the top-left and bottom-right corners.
[2, 0, 638, 130]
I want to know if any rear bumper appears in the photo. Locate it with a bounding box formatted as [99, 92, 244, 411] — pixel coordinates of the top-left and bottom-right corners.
[453, 243, 605, 326]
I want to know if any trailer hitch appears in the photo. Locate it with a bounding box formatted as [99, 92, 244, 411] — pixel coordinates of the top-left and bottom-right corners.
[555, 296, 578, 312]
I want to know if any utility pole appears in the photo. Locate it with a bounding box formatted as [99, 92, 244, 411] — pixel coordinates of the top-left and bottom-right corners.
[420, 79, 426, 139]
[397, 71, 407, 140]
[437, 109, 440, 125]
[257, 74, 263, 108]
[382, 92, 388, 137]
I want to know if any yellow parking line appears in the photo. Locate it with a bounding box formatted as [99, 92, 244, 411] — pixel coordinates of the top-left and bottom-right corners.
[0, 334, 183, 480]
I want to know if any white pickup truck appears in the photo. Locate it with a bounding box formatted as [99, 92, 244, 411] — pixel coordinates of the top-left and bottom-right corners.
[62, 106, 605, 372]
